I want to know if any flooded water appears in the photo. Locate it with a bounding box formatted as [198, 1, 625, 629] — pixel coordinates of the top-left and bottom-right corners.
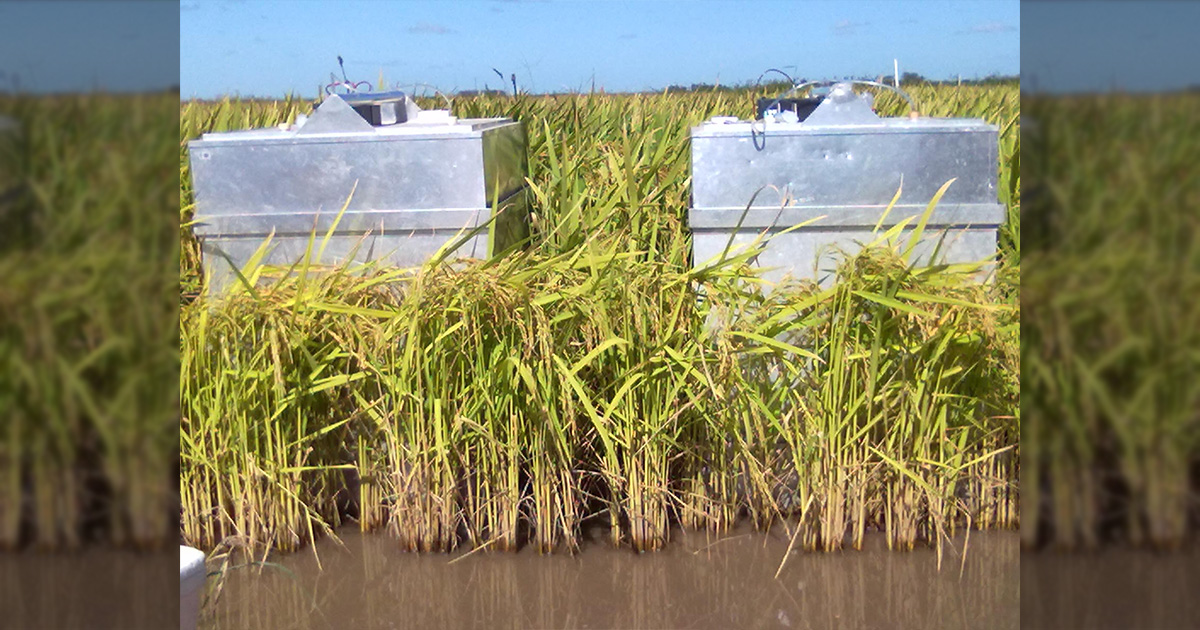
[1022, 547, 1200, 629]
[0, 548, 176, 630]
[203, 526, 1018, 630]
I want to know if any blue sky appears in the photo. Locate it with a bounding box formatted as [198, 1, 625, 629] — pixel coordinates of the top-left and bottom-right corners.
[0, 1, 178, 93]
[1023, 1, 1200, 93]
[180, 0, 1020, 98]
[4, 1, 1198, 97]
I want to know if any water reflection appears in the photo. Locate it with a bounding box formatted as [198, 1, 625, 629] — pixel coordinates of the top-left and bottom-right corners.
[1022, 548, 1200, 630]
[206, 527, 1018, 630]
[0, 549, 176, 630]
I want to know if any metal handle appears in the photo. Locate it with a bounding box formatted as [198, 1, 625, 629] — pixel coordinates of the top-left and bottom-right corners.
[324, 80, 373, 96]
[762, 79, 920, 118]
[406, 83, 454, 111]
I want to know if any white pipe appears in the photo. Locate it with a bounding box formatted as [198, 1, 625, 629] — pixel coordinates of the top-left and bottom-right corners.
[180, 546, 207, 630]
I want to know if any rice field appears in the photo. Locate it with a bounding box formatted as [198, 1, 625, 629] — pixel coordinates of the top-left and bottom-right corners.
[177, 83, 1021, 559]
[0, 92, 179, 550]
[6, 80, 1191, 563]
[1022, 92, 1200, 550]
[177, 82, 1021, 560]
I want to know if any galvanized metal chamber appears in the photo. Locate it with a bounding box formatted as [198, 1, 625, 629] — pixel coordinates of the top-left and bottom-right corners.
[188, 80, 1004, 293]
[690, 81, 1005, 285]
[188, 91, 530, 292]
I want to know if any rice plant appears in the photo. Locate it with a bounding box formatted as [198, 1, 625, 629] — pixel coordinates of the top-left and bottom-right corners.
[179, 82, 1021, 557]
[1022, 92, 1200, 550]
[0, 92, 178, 550]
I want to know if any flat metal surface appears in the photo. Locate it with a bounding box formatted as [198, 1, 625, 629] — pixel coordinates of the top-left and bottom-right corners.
[687, 203, 1004, 230]
[200, 189, 530, 293]
[193, 186, 531, 238]
[194, 208, 487, 237]
[191, 134, 493, 214]
[693, 227, 1000, 286]
[688, 88, 1004, 284]
[194, 119, 513, 145]
[186, 94, 530, 291]
[691, 120, 998, 209]
[482, 123, 529, 205]
[189, 120, 526, 216]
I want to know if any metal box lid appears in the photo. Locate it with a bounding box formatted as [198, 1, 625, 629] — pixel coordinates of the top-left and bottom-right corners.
[190, 93, 515, 147]
[690, 82, 1003, 229]
[187, 93, 528, 238]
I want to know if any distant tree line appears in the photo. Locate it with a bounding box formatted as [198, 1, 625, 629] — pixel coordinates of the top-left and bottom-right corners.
[883, 72, 1020, 86]
[457, 89, 509, 97]
[663, 72, 1019, 94]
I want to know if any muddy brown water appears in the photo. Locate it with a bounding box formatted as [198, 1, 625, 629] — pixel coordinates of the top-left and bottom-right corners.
[1, 532, 1195, 629]
[1021, 546, 1200, 630]
[0, 548, 176, 630]
[202, 526, 1019, 630]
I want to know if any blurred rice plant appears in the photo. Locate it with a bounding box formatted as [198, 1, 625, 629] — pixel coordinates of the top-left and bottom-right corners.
[1023, 93, 1200, 550]
[0, 93, 178, 550]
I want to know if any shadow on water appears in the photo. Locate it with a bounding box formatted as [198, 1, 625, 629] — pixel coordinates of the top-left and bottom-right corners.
[204, 526, 1018, 630]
